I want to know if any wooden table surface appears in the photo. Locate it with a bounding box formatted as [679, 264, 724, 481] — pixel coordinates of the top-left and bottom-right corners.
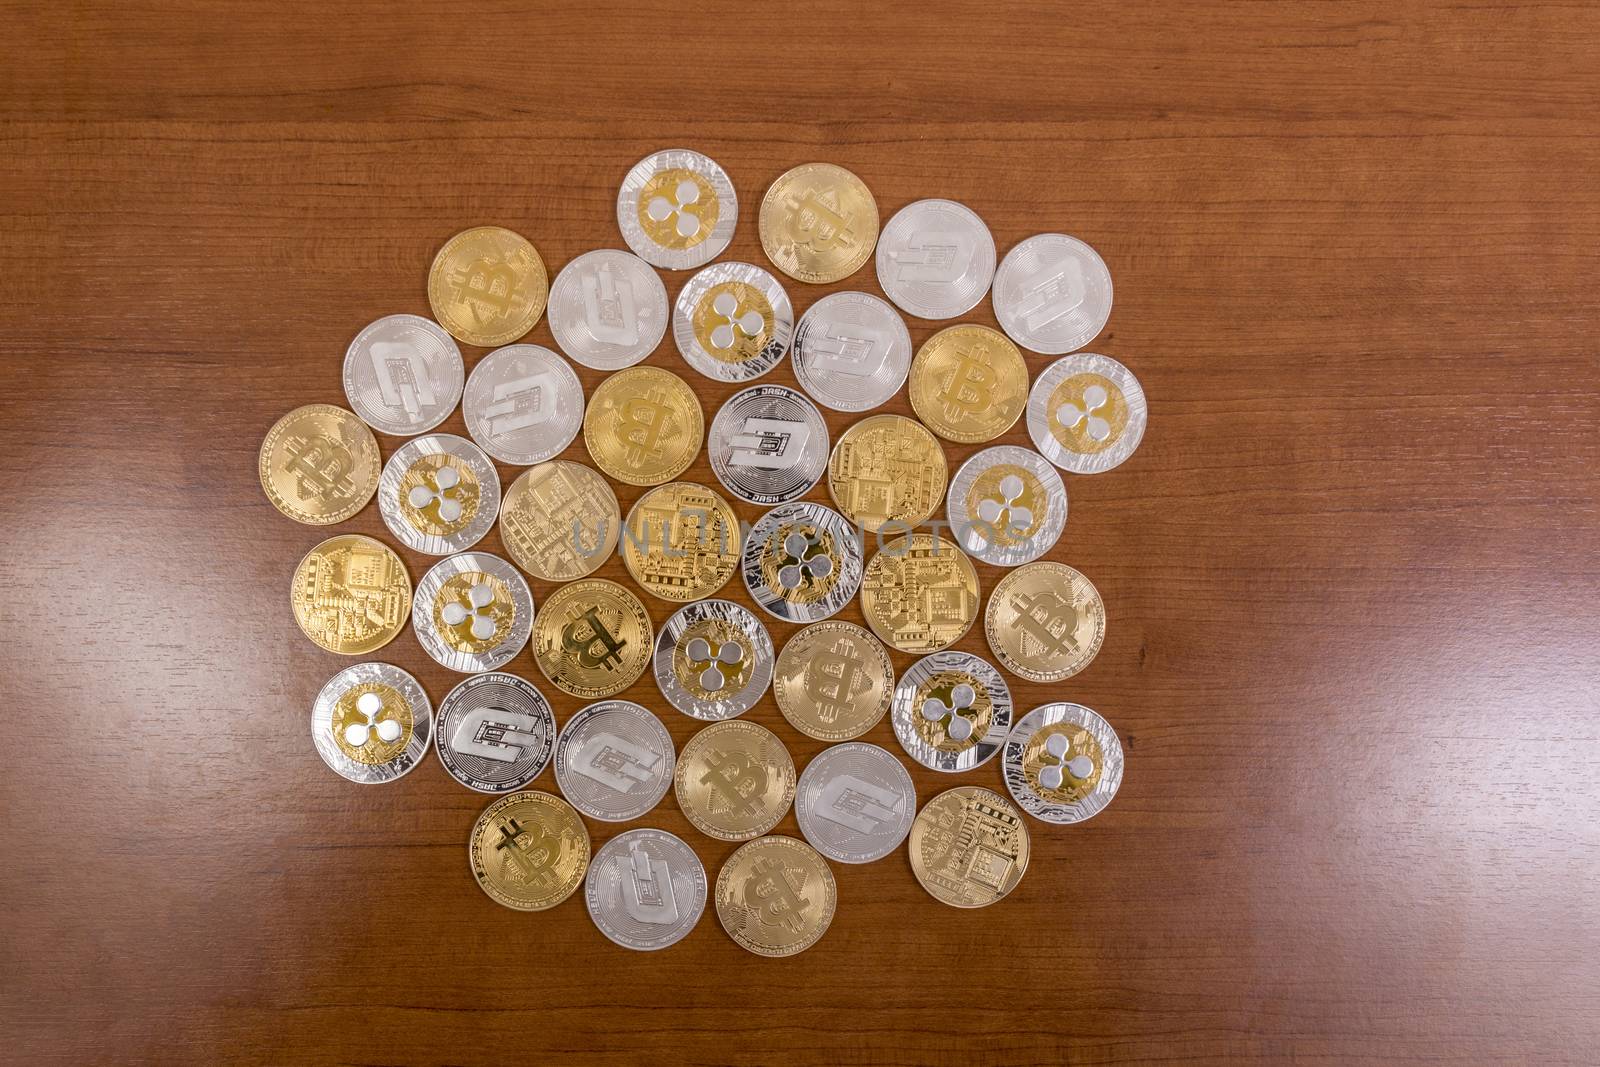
[4, 3, 1597, 1064]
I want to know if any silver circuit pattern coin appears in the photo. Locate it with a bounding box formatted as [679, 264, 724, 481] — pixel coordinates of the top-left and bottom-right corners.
[311, 662, 433, 785]
[795, 742, 916, 864]
[342, 314, 464, 436]
[992, 233, 1113, 355]
[790, 291, 913, 412]
[412, 551, 535, 673]
[652, 599, 775, 721]
[434, 672, 556, 793]
[741, 501, 864, 623]
[616, 148, 737, 271]
[945, 444, 1067, 567]
[1003, 703, 1125, 824]
[555, 699, 676, 821]
[547, 249, 669, 371]
[585, 828, 707, 951]
[1027, 352, 1148, 475]
[891, 651, 1013, 773]
[707, 384, 828, 506]
[461, 343, 584, 466]
[874, 199, 996, 320]
[671, 261, 794, 382]
[378, 433, 502, 555]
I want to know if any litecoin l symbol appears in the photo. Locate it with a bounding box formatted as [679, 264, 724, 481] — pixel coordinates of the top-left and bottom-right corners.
[787, 192, 852, 252]
[561, 606, 627, 671]
[728, 417, 810, 470]
[618, 395, 669, 467]
[581, 264, 640, 346]
[743, 857, 809, 932]
[369, 341, 437, 416]
[815, 774, 903, 834]
[893, 231, 972, 283]
[452, 707, 542, 763]
[1018, 256, 1087, 333]
[939, 352, 996, 417]
[1011, 590, 1079, 657]
[572, 732, 662, 793]
[807, 321, 888, 378]
[482, 371, 556, 436]
[624, 844, 680, 925]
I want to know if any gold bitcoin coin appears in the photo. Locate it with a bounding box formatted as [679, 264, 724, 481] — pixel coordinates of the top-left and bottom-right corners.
[620, 481, 741, 601]
[531, 578, 653, 698]
[499, 461, 620, 582]
[674, 720, 796, 842]
[289, 535, 411, 655]
[909, 786, 1030, 908]
[773, 621, 893, 741]
[259, 404, 380, 525]
[908, 324, 1029, 443]
[715, 835, 837, 957]
[759, 162, 879, 285]
[469, 791, 590, 911]
[583, 366, 704, 486]
[826, 414, 947, 533]
[985, 562, 1105, 682]
[860, 533, 980, 653]
[427, 225, 548, 347]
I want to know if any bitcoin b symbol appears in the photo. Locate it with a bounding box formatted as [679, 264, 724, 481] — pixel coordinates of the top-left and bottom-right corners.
[743, 856, 810, 932]
[283, 433, 355, 501]
[787, 191, 851, 253]
[455, 259, 518, 324]
[939, 350, 996, 417]
[699, 748, 766, 817]
[807, 642, 868, 724]
[616, 394, 670, 467]
[1011, 590, 1079, 659]
[561, 606, 626, 671]
[495, 816, 557, 886]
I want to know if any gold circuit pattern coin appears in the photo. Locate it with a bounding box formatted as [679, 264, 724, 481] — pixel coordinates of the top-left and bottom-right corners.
[499, 461, 621, 582]
[621, 481, 741, 602]
[985, 562, 1106, 683]
[759, 162, 880, 285]
[469, 790, 590, 911]
[290, 534, 411, 655]
[860, 533, 980, 654]
[674, 721, 796, 842]
[583, 366, 704, 486]
[773, 621, 894, 742]
[826, 414, 947, 533]
[532, 578, 653, 699]
[715, 836, 837, 957]
[909, 786, 1030, 908]
[259, 404, 380, 525]
[909, 324, 1029, 443]
[428, 226, 549, 348]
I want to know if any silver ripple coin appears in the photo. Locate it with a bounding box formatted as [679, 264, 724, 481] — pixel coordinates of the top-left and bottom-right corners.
[1026, 352, 1147, 475]
[547, 249, 669, 370]
[378, 433, 501, 555]
[652, 600, 774, 721]
[555, 699, 676, 821]
[945, 445, 1066, 567]
[992, 233, 1113, 355]
[585, 828, 707, 951]
[741, 502, 864, 623]
[891, 651, 1012, 773]
[434, 672, 556, 793]
[462, 343, 584, 466]
[411, 551, 534, 673]
[617, 148, 737, 271]
[874, 199, 996, 320]
[790, 291, 912, 412]
[342, 314, 464, 436]
[671, 261, 794, 382]
[311, 662, 433, 785]
[1003, 703, 1125, 824]
[795, 742, 916, 864]
[707, 384, 828, 506]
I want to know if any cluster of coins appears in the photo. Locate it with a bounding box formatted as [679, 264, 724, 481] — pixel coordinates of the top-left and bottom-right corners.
[262, 149, 1146, 954]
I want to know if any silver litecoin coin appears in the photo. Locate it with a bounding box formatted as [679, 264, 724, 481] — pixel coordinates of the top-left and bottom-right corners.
[547, 249, 669, 371]
[790, 291, 912, 412]
[412, 551, 535, 673]
[555, 700, 676, 821]
[434, 672, 556, 793]
[311, 662, 433, 785]
[891, 651, 1013, 773]
[652, 599, 775, 721]
[795, 742, 916, 864]
[707, 384, 828, 506]
[992, 233, 1113, 355]
[1003, 702, 1125, 825]
[741, 501, 863, 624]
[671, 260, 794, 382]
[378, 433, 502, 555]
[585, 828, 707, 951]
[461, 343, 584, 466]
[342, 314, 464, 436]
[616, 148, 737, 271]
[945, 445, 1067, 567]
[874, 199, 996, 320]
[1026, 352, 1148, 475]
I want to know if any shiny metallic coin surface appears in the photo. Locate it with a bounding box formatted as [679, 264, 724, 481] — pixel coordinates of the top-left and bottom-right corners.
[342, 314, 464, 436]
[620, 481, 741, 602]
[909, 324, 1029, 444]
[378, 433, 501, 555]
[412, 552, 534, 673]
[259, 404, 381, 525]
[794, 742, 915, 864]
[946, 445, 1066, 567]
[891, 650, 1012, 773]
[741, 502, 864, 624]
[707, 384, 828, 506]
[290, 534, 411, 655]
[554, 700, 676, 822]
[826, 414, 946, 533]
[652, 599, 774, 721]
[1003, 703, 1124, 825]
[617, 148, 737, 271]
[874, 198, 996, 320]
[675, 721, 796, 842]
[585, 828, 706, 950]
[583, 365, 704, 486]
[715, 835, 836, 956]
[1027, 352, 1148, 474]
[773, 621, 893, 742]
[427, 226, 548, 348]
[311, 662, 432, 785]
[985, 562, 1105, 682]
[992, 233, 1113, 355]
[434, 672, 556, 793]
[499, 460, 620, 582]
[860, 533, 980, 653]
[672, 261, 794, 382]
[469, 790, 590, 911]
[547, 249, 669, 371]
[758, 162, 879, 285]
[532, 578, 653, 699]
[461, 343, 584, 465]
[789, 291, 912, 412]
[909, 786, 1029, 908]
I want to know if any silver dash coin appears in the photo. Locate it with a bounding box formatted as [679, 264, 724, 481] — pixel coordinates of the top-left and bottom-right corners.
[311, 662, 433, 785]
[741, 501, 863, 624]
[652, 600, 774, 721]
[795, 742, 915, 864]
[554, 700, 676, 821]
[790, 291, 912, 412]
[992, 233, 1112, 355]
[1027, 352, 1147, 475]
[874, 199, 996, 320]
[891, 651, 1012, 773]
[707, 384, 827, 506]
[378, 433, 501, 555]
[342, 314, 464, 436]
[462, 343, 584, 466]
[671, 261, 793, 382]
[547, 249, 669, 371]
[617, 148, 737, 271]
[945, 445, 1066, 567]
[585, 828, 706, 950]
[412, 551, 534, 673]
[435, 672, 556, 793]
[1003, 702, 1124, 824]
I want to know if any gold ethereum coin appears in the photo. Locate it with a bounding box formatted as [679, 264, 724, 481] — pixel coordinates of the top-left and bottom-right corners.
[583, 366, 704, 486]
[909, 786, 1030, 908]
[289, 534, 411, 655]
[499, 461, 620, 582]
[259, 404, 380, 525]
[759, 162, 879, 284]
[985, 562, 1106, 682]
[427, 225, 548, 347]
[469, 790, 590, 911]
[621, 481, 742, 601]
[773, 621, 893, 742]
[860, 533, 980, 654]
[908, 324, 1029, 443]
[826, 414, 947, 533]
[531, 578, 653, 698]
[674, 720, 796, 842]
[715, 835, 837, 957]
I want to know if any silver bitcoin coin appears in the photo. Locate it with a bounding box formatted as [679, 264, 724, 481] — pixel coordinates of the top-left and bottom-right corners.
[462, 343, 584, 465]
[741, 501, 864, 624]
[652, 599, 775, 721]
[891, 651, 1013, 773]
[616, 148, 737, 270]
[554, 700, 676, 821]
[547, 249, 669, 371]
[411, 552, 535, 673]
[377, 433, 501, 555]
[1026, 352, 1148, 475]
[434, 672, 556, 793]
[790, 291, 912, 412]
[874, 199, 996, 320]
[795, 742, 916, 864]
[310, 662, 433, 785]
[1003, 703, 1124, 824]
[992, 233, 1113, 355]
[707, 384, 828, 506]
[671, 261, 794, 382]
[342, 314, 464, 436]
[945, 445, 1066, 567]
[585, 828, 707, 951]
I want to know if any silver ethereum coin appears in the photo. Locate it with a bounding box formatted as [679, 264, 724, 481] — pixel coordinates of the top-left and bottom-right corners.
[652, 599, 774, 721]
[434, 672, 556, 793]
[554, 699, 676, 821]
[412, 551, 534, 673]
[378, 433, 502, 555]
[945, 444, 1066, 567]
[1026, 352, 1147, 475]
[741, 501, 863, 623]
[1003, 702, 1125, 824]
[547, 249, 669, 371]
[462, 343, 584, 465]
[874, 199, 996, 320]
[311, 662, 433, 785]
[795, 742, 916, 864]
[707, 384, 828, 506]
[671, 261, 794, 382]
[891, 651, 1012, 773]
[790, 291, 912, 412]
[616, 148, 737, 271]
[992, 233, 1113, 355]
[585, 828, 707, 951]
[342, 314, 464, 436]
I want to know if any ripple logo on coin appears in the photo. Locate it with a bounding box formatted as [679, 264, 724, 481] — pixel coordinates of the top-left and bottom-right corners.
[653, 600, 774, 721]
[891, 651, 1013, 773]
[617, 149, 737, 270]
[378, 434, 500, 555]
[311, 663, 432, 785]
[1027, 352, 1147, 474]
[1002, 703, 1124, 825]
[673, 262, 794, 382]
[946, 445, 1066, 567]
[742, 502, 863, 623]
[413, 552, 534, 673]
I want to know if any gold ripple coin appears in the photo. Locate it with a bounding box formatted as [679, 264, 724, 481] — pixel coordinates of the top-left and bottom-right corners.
[675, 720, 796, 842]
[860, 533, 980, 654]
[531, 578, 653, 698]
[427, 225, 548, 347]
[909, 786, 1030, 908]
[985, 562, 1106, 682]
[715, 835, 837, 956]
[621, 481, 742, 602]
[499, 461, 621, 582]
[908, 324, 1029, 443]
[259, 404, 380, 525]
[583, 366, 704, 486]
[826, 414, 947, 533]
[773, 621, 893, 741]
[759, 162, 879, 285]
[469, 791, 590, 911]
[289, 534, 411, 655]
